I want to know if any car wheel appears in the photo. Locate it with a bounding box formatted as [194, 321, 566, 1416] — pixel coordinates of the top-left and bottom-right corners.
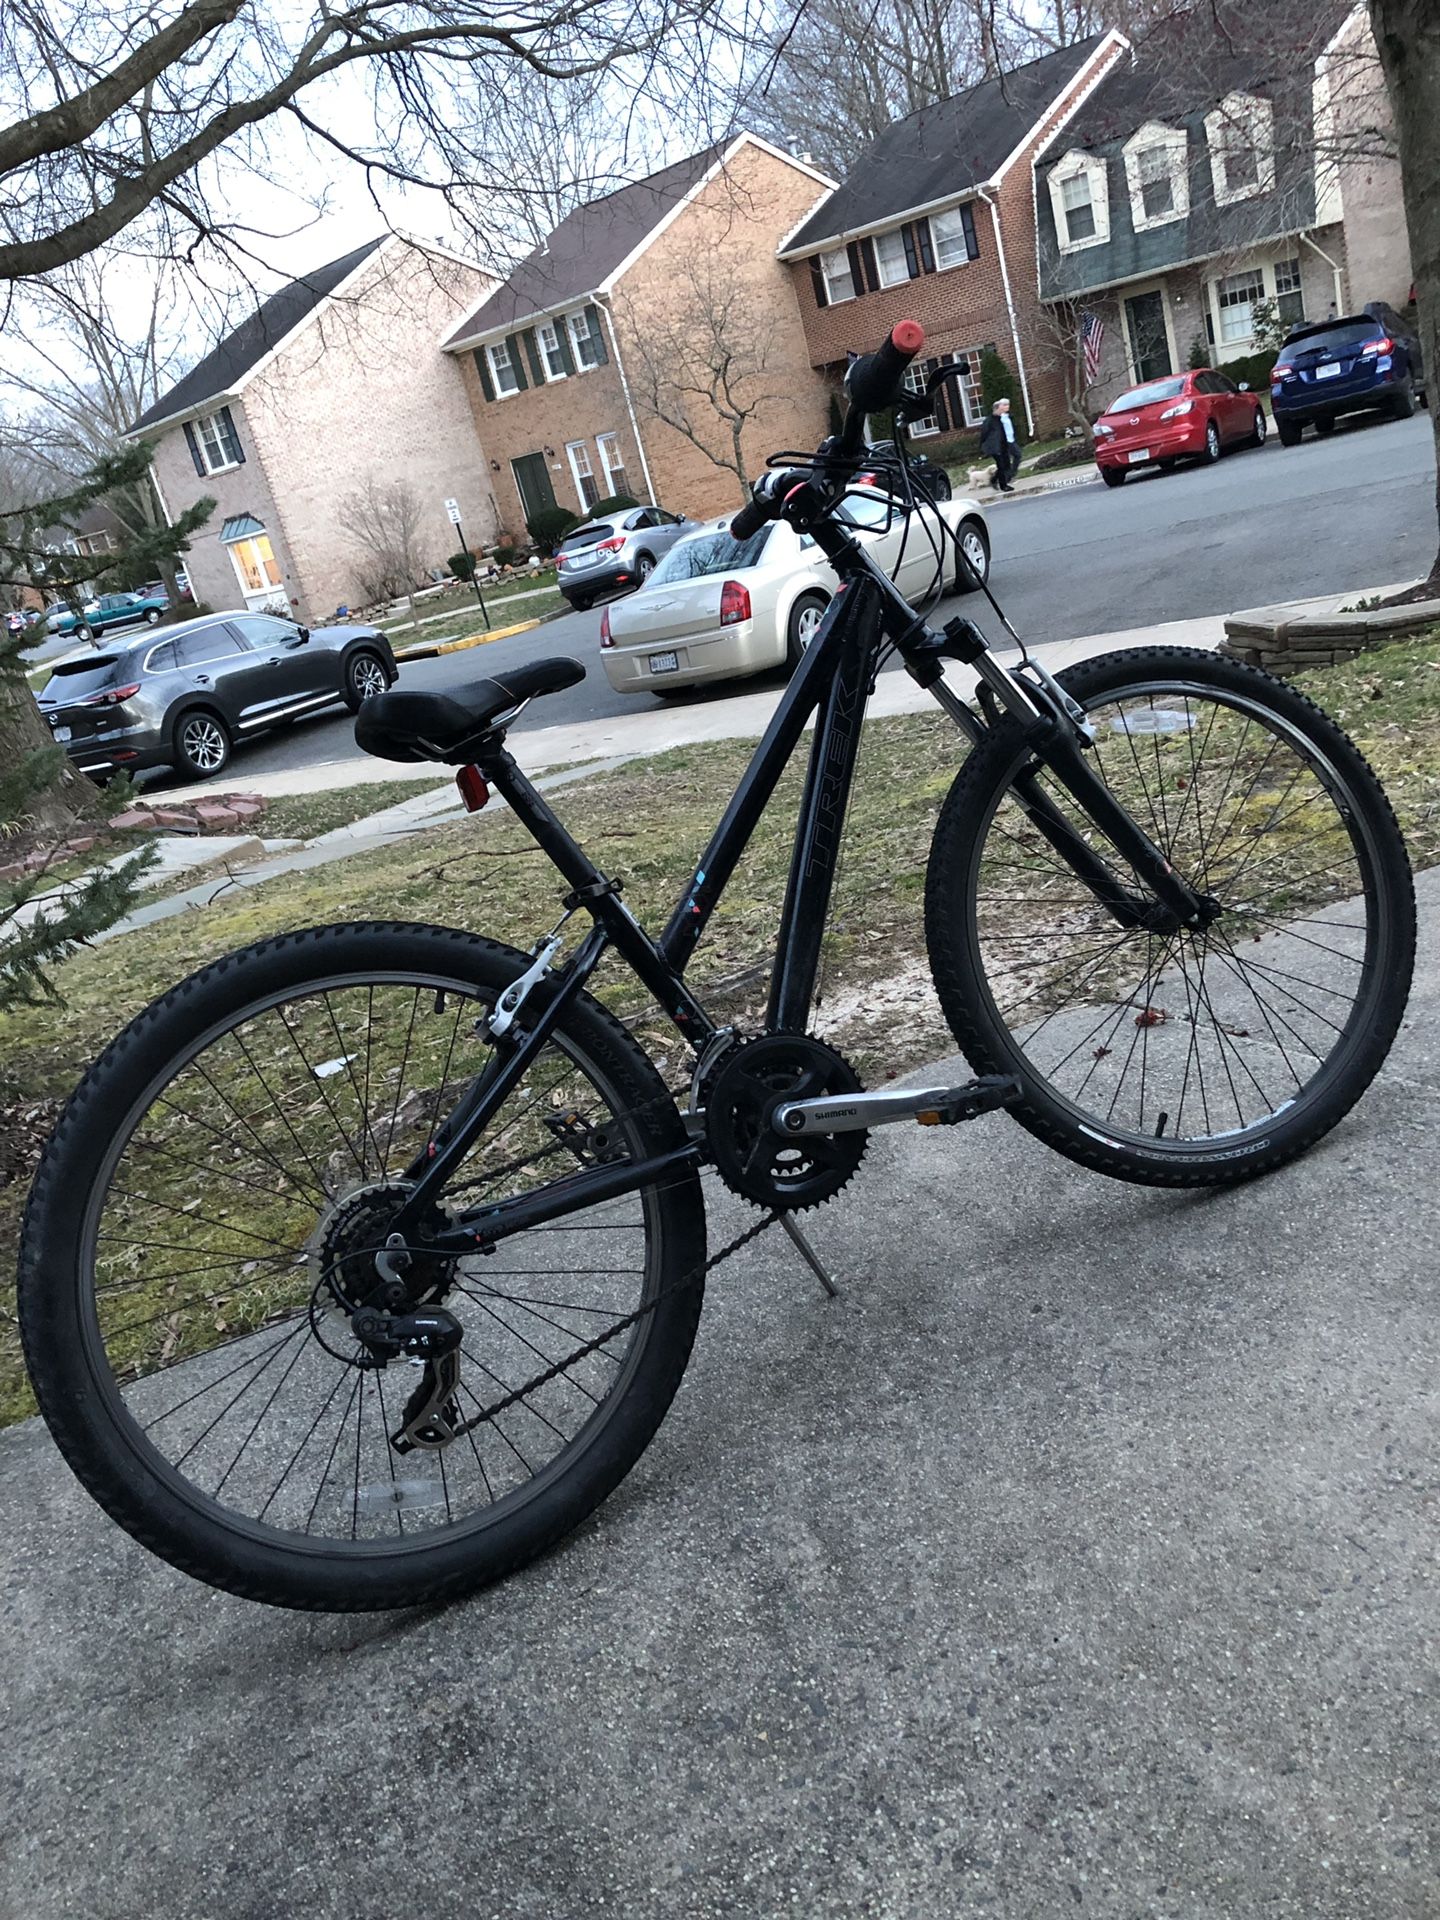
[1202, 420, 1221, 463]
[173, 710, 231, 780]
[954, 519, 990, 593]
[145, 608, 162, 625]
[927, 469, 953, 503]
[1249, 408, 1267, 447]
[636, 555, 656, 584]
[1276, 416, 1303, 447]
[343, 649, 390, 713]
[1314, 416, 1337, 437]
[1389, 380, 1416, 420]
[1100, 467, 1126, 488]
[75, 623, 93, 642]
[785, 592, 830, 670]
[568, 593, 593, 613]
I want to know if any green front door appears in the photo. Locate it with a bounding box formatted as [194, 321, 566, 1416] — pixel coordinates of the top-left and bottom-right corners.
[511, 452, 557, 524]
[1124, 291, 1173, 384]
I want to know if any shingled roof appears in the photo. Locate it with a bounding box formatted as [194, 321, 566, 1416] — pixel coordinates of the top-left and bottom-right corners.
[443, 142, 732, 346]
[128, 238, 386, 434]
[781, 38, 1106, 256]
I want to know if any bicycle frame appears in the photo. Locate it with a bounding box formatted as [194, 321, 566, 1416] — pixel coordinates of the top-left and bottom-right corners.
[398, 519, 1206, 1254]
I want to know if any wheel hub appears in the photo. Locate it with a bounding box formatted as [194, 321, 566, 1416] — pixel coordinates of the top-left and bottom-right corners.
[704, 1034, 867, 1211]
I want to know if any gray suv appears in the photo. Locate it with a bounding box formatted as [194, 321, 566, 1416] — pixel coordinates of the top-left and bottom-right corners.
[555, 504, 693, 610]
[35, 610, 398, 781]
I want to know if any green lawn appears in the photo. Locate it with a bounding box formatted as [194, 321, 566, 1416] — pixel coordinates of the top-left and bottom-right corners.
[258, 778, 449, 841]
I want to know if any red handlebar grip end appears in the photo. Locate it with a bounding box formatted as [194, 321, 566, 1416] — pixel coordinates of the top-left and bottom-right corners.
[891, 320, 925, 354]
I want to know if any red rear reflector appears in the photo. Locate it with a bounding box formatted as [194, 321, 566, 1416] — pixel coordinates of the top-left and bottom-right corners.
[892, 319, 925, 354]
[455, 765, 489, 812]
[596, 535, 625, 553]
[719, 579, 751, 626]
[599, 606, 613, 648]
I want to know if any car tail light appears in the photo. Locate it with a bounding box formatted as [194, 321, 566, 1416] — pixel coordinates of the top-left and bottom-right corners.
[555, 553, 568, 569]
[1158, 400, 1193, 420]
[1093, 422, 1114, 437]
[81, 682, 141, 706]
[1362, 336, 1394, 356]
[599, 606, 613, 648]
[719, 580, 751, 627]
[595, 535, 625, 554]
[856, 469, 878, 486]
[1271, 364, 1292, 381]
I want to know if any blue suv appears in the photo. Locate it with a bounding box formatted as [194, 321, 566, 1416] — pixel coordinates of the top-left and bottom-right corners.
[1270, 304, 1425, 446]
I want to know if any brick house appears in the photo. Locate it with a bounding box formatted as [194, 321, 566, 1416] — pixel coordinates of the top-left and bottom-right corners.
[776, 33, 1130, 441]
[1034, 1, 1412, 407]
[441, 134, 838, 529]
[128, 236, 500, 621]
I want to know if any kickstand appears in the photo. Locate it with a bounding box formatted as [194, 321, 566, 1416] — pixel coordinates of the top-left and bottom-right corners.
[779, 1211, 840, 1298]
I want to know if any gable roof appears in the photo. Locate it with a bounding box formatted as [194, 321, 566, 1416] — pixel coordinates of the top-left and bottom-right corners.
[1039, 0, 1354, 158]
[781, 37, 1107, 256]
[128, 237, 386, 434]
[442, 142, 731, 347]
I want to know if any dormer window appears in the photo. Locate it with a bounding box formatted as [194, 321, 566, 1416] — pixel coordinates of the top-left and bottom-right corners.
[1123, 123, 1189, 232]
[1049, 151, 1109, 253]
[1205, 93, 1275, 206]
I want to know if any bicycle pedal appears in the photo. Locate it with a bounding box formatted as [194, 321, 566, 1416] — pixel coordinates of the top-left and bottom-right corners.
[913, 1075, 1021, 1126]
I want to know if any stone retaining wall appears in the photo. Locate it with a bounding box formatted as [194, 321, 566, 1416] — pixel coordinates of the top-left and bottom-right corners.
[1223, 600, 1440, 674]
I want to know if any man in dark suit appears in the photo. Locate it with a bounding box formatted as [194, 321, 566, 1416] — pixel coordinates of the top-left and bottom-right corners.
[979, 399, 1019, 492]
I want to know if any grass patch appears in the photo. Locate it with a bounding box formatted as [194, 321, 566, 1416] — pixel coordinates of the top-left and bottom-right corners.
[258, 779, 449, 842]
[1, 633, 1436, 1426]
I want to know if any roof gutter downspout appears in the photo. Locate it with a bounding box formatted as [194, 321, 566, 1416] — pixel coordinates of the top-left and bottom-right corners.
[977, 185, 1036, 435]
[593, 295, 658, 507]
[1299, 230, 1347, 318]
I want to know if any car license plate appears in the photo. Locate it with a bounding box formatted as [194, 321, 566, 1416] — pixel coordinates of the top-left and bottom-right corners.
[51, 725, 72, 742]
[1315, 361, 1341, 379]
[1127, 448, 1150, 464]
[649, 651, 679, 675]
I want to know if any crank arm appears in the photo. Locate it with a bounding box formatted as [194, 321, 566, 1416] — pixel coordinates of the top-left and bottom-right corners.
[773, 1075, 1018, 1136]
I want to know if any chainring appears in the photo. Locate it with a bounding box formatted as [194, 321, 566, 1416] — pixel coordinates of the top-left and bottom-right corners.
[704, 1034, 866, 1211]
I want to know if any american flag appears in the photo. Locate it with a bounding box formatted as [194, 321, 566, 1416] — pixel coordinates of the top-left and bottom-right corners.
[1081, 310, 1105, 386]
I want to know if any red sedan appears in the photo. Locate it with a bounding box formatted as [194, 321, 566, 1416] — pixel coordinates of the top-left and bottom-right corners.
[1093, 369, 1267, 487]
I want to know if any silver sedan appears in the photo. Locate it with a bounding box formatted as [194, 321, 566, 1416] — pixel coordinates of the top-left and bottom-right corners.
[598, 487, 990, 695]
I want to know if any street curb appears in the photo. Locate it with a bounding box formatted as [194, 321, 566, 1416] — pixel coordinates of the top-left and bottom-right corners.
[393, 617, 541, 663]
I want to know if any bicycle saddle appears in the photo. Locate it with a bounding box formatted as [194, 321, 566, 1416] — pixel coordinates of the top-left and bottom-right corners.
[354, 656, 585, 762]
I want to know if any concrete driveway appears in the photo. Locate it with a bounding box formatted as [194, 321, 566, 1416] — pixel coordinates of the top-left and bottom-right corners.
[4, 870, 1436, 1918]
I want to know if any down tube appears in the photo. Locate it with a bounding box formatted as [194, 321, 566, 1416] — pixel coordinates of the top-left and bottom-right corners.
[767, 577, 881, 1031]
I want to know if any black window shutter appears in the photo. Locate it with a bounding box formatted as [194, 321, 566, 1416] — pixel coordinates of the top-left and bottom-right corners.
[522, 328, 546, 385]
[846, 241, 866, 293]
[182, 422, 205, 476]
[473, 348, 496, 402]
[917, 220, 936, 274]
[219, 404, 244, 466]
[960, 203, 980, 260]
[555, 320, 577, 377]
[902, 225, 920, 279]
[809, 257, 829, 308]
[585, 304, 609, 366]
[924, 359, 948, 430]
[505, 333, 529, 391]
[859, 237, 880, 291]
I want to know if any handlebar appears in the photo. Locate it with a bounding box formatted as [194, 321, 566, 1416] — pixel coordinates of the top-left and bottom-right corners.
[729, 320, 925, 540]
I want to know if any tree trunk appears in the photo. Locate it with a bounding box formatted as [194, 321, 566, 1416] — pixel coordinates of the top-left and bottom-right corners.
[1370, 0, 1440, 581]
[0, 667, 105, 837]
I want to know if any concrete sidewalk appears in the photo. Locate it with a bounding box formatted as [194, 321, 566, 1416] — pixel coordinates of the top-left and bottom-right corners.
[3, 874, 1435, 1917]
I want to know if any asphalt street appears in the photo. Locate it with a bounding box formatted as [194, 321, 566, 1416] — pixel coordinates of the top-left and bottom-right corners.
[146, 408, 1436, 791]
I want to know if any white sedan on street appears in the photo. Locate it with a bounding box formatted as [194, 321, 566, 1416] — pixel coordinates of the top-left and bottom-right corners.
[598, 486, 990, 695]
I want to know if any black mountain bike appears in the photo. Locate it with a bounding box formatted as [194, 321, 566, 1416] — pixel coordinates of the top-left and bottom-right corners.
[19, 323, 1415, 1611]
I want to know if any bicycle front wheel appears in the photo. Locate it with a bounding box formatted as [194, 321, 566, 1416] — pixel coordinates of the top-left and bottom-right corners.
[19, 922, 705, 1610]
[925, 646, 1414, 1186]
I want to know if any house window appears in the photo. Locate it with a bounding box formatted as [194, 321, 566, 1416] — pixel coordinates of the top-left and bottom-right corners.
[1060, 173, 1097, 244]
[1215, 268, 1266, 344]
[226, 530, 282, 602]
[1274, 256, 1305, 326]
[538, 322, 567, 380]
[1206, 93, 1275, 205]
[1136, 146, 1175, 221]
[1222, 142, 1259, 195]
[194, 408, 243, 473]
[597, 432, 629, 498]
[566, 440, 600, 511]
[819, 247, 856, 304]
[566, 309, 604, 371]
[874, 228, 911, 288]
[487, 340, 520, 396]
[929, 206, 972, 270]
[901, 364, 937, 436]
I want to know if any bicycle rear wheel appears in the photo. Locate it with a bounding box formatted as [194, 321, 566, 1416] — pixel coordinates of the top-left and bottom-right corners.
[925, 647, 1414, 1185]
[19, 922, 705, 1610]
